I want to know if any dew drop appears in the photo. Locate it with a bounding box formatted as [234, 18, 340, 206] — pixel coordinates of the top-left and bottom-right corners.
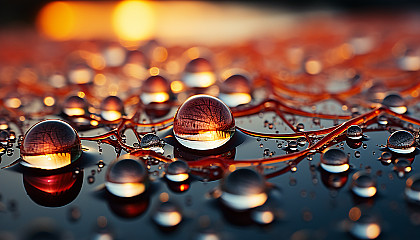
[296, 123, 305, 132]
[182, 58, 216, 88]
[152, 201, 183, 228]
[140, 75, 171, 104]
[346, 125, 363, 140]
[351, 171, 377, 198]
[63, 95, 88, 116]
[20, 120, 82, 170]
[218, 74, 252, 107]
[165, 160, 189, 182]
[288, 140, 298, 151]
[68, 63, 94, 85]
[88, 175, 95, 184]
[173, 95, 235, 150]
[350, 214, 381, 239]
[320, 149, 349, 173]
[393, 158, 412, 178]
[105, 154, 149, 198]
[251, 204, 275, 225]
[354, 151, 361, 158]
[405, 174, 420, 203]
[377, 114, 388, 125]
[387, 130, 415, 154]
[140, 133, 164, 154]
[220, 168, 267, 211]
[382, 93, 407, 114]
[100, 96, 124, 121]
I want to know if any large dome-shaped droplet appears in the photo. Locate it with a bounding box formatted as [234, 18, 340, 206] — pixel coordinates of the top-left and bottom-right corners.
[165, 160, 189, 182]
[320, 149, 349, 173]
[220, 168, 267, 211]
[105, 154, 149, 198]
[20, 120, 82, 170]
[387, 130, 415, 154]
[182, 58, 216, 88]
[173, 95, 235, 150]
[63, 96, 88, 116]
[152, 201, 183, 228]
[346, 125, 363, 140]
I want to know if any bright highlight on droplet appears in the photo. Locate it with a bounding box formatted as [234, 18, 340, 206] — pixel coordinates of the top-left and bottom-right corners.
[112, 1, 155, 42]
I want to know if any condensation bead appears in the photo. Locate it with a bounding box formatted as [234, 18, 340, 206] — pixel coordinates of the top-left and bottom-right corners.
[140, 133, 163, 154]
[382, 93, 407, 114]
[173, 95, 235, 150]
[288, 140, 298, 151]
[296, 123, 305, 132]
[320, 149, 349, 173]
[393, 158, 412, 177]
[182, 58, 216, 88]
[218, 74, 252, 107]
[140, 75, 171, 104]
[166, 160, 189, 182]
[0, 118, 8, 130]
[366, 82, 386, 103]
[405, 174, 420, 203]
[220, 168, 267, 211]
[63, 96, 88, 116]
[398, 49, 420, 71]
[377, 114, 388, 125]
[105, 154, 149, 198]
[346, 125, 363, 140]
[379, 151, 392, 164]
[320, 171, 349, 190]
[387, 130, 416, 154]
[100, 96, 124, 121]
[351, 171, 377, 198]
[20, 120, 82, 170]
[152, 201, 182, 227]
[350, 214, 381, 240]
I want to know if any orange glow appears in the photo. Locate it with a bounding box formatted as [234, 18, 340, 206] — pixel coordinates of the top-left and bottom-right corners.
[152, 46, 168, 62]
[37, 2, 75, 40]
[149, 67, 160, 76]
[112, 1, 155, 42]
[159, 192, 169, 202]
[44, 96, 55, 106]
[349, 207, 361, 221]
[170, 81, 184, 93]
[366, 224, 381, 239]
[179, 184, 189, 192]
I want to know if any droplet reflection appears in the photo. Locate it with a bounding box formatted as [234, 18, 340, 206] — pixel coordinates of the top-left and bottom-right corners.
[320, 149, 349, 173]
[387, 130, 416, 154]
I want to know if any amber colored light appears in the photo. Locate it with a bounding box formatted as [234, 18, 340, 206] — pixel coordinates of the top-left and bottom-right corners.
[349, 207, 361, 221]
[112, 1, 155, 42]
[170, 81, 184, 93]
[37, 2, 75, 40]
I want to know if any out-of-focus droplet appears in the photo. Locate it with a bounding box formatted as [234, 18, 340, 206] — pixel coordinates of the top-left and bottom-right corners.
[379, 151, 392, 164]
[220, 168, 267, 211]
[382, 93, 407, 114]
[351, 171, 377, 198]
[105, 154, 149, 198]
[103, 43, 127, 67]
[20, 120, 82, 170]
[152, 201, 182, 228]
[347, 125, 363, 140]
[393, 158, 412, 178]
[320, 149, 349, 173]
[350, 214, 381, 239]
[304, 57, 322, 75]
[173, 95, 235, 150]
[377, 114, 388, 125]
[349, 35, 374, 55]
[405, 174, 420, 203]
[68, 63, 94, 85]
[48, 72, 67, 88]
[166, 160, 189, 182]
[0, 118, 8, 130]
[366, 82, 387, 103]
[218, 74, 252, 107]
[63, 95, 88, 116]
[4, 94, 22, 109]
[0, 130, 9, 145]
[398, 49, 420, 71]
[251, 204, 275, 225]
[140, 75, 171, 104]
[182, 58, 216, 88]
[387, 130, 415, 154]
[100, 96, 124, 121]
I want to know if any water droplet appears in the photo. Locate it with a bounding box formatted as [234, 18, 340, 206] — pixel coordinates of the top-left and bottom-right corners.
[69, 206, 81, 222]
[152, 201, 182, 228]
[346, 125, 363, 140]
[354, 151, 361, 158]
[350, 214, 381, 239]
[393, 158, 412, 177]
[140, 133, 164, 154]
[382, 93, 407, 114]
[367, 82, 387, 103]
[377, 114, 388, 125]
[320, 149, 349, 173]
[166, 160, 189, 182]
[296, 123, 305, 132]
[97, 160, 105, 168]
[20, 120, 82, 170]
[182, 58, 216, 88]
[0, 118, 9, 130]
[140, 75, 171, 104]
[219, 74, 251, 107]
[405, 174, 420, 203]
[288, 140, 298, 151]
[351, 171, 377, 198]
[68, 63, 94, 85]
[379, 151, 392, 164]
[220, 168, 267, 211]
[103, 43, 127, 67]
[173, 95, 235, 150]
[100, 96, 124, 121]
[398, 49, 420, 71]
[387, 130, 415, 154]
[63, 95, 88, 116]
[105, 154, 149, 197]
[88, 175, 95, 184]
